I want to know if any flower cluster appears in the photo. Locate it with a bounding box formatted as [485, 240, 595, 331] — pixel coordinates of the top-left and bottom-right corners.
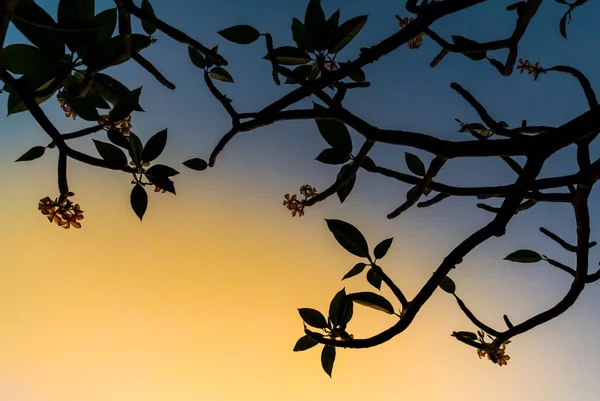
[396, 15, 426, 49]
[98, 110, 133, 137]
[283, 184, 318, 217]
[475, 330, 511, 366]
[57, 92, 77, 120]
[38, 196, 84, 229]
[517, 59, 543, 80]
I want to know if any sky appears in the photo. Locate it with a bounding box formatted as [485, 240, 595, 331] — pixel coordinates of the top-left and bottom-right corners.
[1, 0, 600, 400]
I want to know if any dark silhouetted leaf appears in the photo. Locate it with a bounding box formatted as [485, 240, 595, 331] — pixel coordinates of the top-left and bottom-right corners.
[83, 34, 151, 68]
[264, 46, 311, 65]
[439, 276, 456, 293]
[293, 335, 318, 352]
[130, 183, 148, 221]
[559, 12, 568, 39]
[15, 146, 45, 162]
[107, 129, 130, 149]
[342, 263, 367, 280]
[57, 0, 95, 52]
[336, 164, 356, 203]
[218, 25, 260, 44]
[328, 288, 353, 328]
[128, 132, 144, 165]
[146, 164, 179, 177]
[321, 345, 336, 378]
[504, 249, 542, 263]
[405, 152, 426, 176]
[94, 8, 117, 43]
[141, 0, 157, 35]
[315, 109, 352, 153]
[7, 76, 63, 115]
[143, 129, 167, 163]
[366, 268, 382, 290]
[291, 18, 310, 51]
[350, 292, 394, 314]
[183, 158, 208, 171]
[298, 308, 328, 329]
[205, 45, 219, 69]
[147, 174, 176, 194]
[110, 87, 142, 122]
[374, 238, 393, 260]
[2, 44, 63, 82]
[329, 15, 368, 53]
[93, 74, 143, 111]
[209, 67, 234, 83]
[304, 0, 327, 51]
[324, 9, 340, 49]
[325, 219, 369, 258]
[62, 93, 100, 121]
[361, 156, 377, 172]
[188, 46, 206, 69]
[13, 0, 65, 54]
[93, 140, 128, 167]
[315, 148, 350, 165]
[284, 64, 314, 84]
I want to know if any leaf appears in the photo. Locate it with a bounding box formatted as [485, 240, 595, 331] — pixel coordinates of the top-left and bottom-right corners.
[451, 35, 486, 60]
[329, 15, 368, 53]
[93, 140, 128, 167]
[218, 25, 261, 45]
[92, 74, 143, 111]
[264, 46, 311, 65]
[405, 152, 426, 176]
[439, 276, 456, 294]
[348, 67, 366, 82]
[366, 268, 382, 290]
[7, 76, 62, 115]
[94, 8, 117, 43]
[336, 164, 356, 203]
[141, 0, 157, 35]
[350, 292, 394, 314]
[130, 183, 148, 221]
[83, 34, 151, 68]
[107, 129, 130, 149]
[321, 345, 336, 378]
[325, 219, 370, 258]
[328, 288, 353, 328]
[12, 0, 65, 54]
[315, 148, 350, 165]
[452, 331, 478, 341]
[324, 9, 340, 50]
[143, 129, 167, 163]
[298, 308, 328, 329]
[503, 314, 514, 329]
[374, 238, 393, 260]
[293, 335, 318, 352]
[342, 263, 367, 280]
[147, 174, 176, 195]
[559, 12, 568, 39]
[2, 44, 63, 82]
[504, 249, 542, 263]
[57, 0, 95, 52]
[62, 93, 100, 121]
[361, 156, 377, 172]
[304, 0, 327, 51]
[183, 158, 208, 171]
[291, 18, 310, 51]
[128, 132, 144, 165]
[188, 46, 206, 69]
[110, 87, 142, 122]
[146, 164, 179, 177]
[458, 122, 486, 133]
[284, 64, 314, 84]
[205, 45, 219, 69]
[315, 108, 353, 153]
[209, 67, 234, 83]
[15, 146, 45, 162]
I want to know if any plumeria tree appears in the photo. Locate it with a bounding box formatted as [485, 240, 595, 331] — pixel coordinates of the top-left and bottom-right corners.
[0, 0, 597, 377]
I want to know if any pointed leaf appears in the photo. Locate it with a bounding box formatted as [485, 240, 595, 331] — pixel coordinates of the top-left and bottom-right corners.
[143, 129, 167, 163]
[405, 152, 426, 176]
[12, 0, 65, 54]
[141, 0, 157, 35]
[315, 107, 352, 153]
[183, 158, 208, 171]
[298, 308, 328, 329]
[264, 46, 311, 65]
[291, 18, 310, 51]
[130, 183, 148, 221]
[439, 276, 456, 293]
[325, 219, 369, 258]
[147, 174, 176, 195]
[110, 87, 142, 122]
[107, 129, 130, 149]
[146, 164, 179, 177]
[128, 132, 144, 165]
[350, 292, 394, 314]
[188, 46, 206, 69]
[209, 67, 234, 83]
[284, 64, 314, 84]
[366, 268, 382, 290]
[504, 249, 542, 263]
[315, 148, 350, 165]
[293, 335, 318, 352]
[218, 25, 260, 45]
[321, 345, 336, 378]
[62, 93, 100, 121]
[304, 0, 327, 51]
[329, 15, 368, 53]
[342, 263, 367, 280]
[15, 146, 45, 162]
[94, 8, 117, 43]
[336, 164, 356, 203]
[374, 238, 393, 260]
[2, 44, 64, 82]
[92, 140, 128, 167]
[205, 45, 219, 69]
[328, 288, 353, 328]
[93, 74, 142, 110]
[361, 156, 377, 172]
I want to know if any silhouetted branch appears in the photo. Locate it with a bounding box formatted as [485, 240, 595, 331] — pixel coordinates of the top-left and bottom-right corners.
[133, 53, 175, 90]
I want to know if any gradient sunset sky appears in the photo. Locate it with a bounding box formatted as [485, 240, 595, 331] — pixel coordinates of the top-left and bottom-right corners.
[2, 1, 600, 400]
